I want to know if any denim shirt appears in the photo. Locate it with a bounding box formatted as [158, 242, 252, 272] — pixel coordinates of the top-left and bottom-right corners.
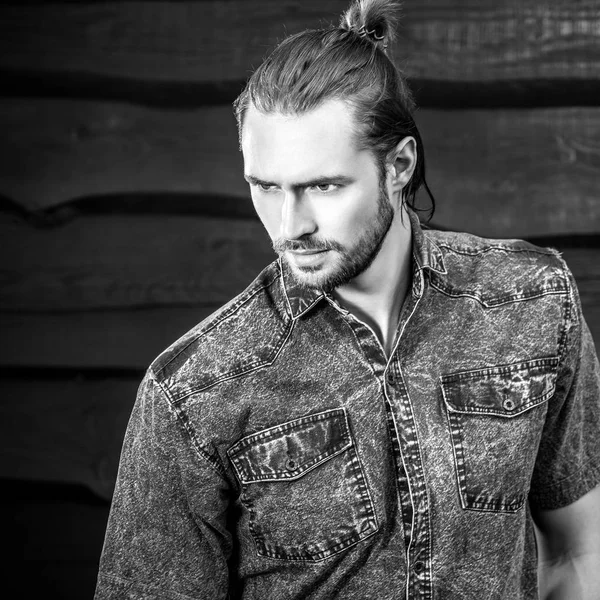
[96, 211, 600, 600]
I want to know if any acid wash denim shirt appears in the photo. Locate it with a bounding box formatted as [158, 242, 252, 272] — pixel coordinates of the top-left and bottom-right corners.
[96, 210, 600, 600]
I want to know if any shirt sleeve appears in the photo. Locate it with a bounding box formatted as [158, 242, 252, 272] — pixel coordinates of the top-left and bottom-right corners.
[529, 262, 600, 510]
[95, 370, 232, 600]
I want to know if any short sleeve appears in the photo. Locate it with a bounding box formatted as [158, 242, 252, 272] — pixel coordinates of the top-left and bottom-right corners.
[529, 262, 600, 510]
[95, 370, 232, 600]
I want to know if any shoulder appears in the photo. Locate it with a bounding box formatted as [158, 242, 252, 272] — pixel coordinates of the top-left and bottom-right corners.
[423, 228, 572, 306]
[148, 260, 292, 402]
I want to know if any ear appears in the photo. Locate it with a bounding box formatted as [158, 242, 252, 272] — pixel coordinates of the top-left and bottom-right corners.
[386, 136, 417, 202]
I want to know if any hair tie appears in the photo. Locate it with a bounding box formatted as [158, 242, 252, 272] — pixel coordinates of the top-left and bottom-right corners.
[356, 24, 387, 49]
[357, 24, 386, 41]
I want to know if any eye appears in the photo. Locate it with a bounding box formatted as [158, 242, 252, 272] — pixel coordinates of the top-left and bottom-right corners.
[313, 183, 338, 193]
[256, 183, 277, 192]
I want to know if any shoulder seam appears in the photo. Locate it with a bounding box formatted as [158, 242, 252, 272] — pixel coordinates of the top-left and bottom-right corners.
[153, 267, 281, 379]
[151, 371, 229, 479]
[172, 317, 295, 402]
[435, 241, 561, 258]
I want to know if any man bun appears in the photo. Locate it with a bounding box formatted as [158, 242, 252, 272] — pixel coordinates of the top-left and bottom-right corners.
[340, 0, 400, 52]
[234, 0, 435, 218]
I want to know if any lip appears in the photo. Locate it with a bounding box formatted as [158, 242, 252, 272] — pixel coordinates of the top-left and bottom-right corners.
[287, 249, 328, 266]
[289, 249, 327, 255]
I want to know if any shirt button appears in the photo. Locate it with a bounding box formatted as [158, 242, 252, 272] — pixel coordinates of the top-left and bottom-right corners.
[414, 560, 425, 574]
[502, 397, 515, 411]
[285, 458, 297, 471]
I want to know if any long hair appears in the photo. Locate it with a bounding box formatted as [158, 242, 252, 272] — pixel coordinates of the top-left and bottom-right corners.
[234, 0, 435, 218]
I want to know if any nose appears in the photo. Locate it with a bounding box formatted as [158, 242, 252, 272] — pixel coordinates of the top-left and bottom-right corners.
[280, 191, 316, 240]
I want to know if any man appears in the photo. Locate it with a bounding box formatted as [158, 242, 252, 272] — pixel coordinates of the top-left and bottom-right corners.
[95, 0, 600, 598]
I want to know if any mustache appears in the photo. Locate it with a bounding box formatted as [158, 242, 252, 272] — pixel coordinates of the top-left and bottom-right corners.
[273, 237, 344, 254]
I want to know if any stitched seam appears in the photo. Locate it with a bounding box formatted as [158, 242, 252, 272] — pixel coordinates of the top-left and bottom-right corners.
[540, 456, 600, 489]
[435, 243, 561, 258]
[292, 294, 325, 320]
[229, 407, 347, 451]
[154, 373, 228, 479]
[172, 319, 295, 401]
[440, 356, 560, 382]
[554, 258, 575, 387]
[228, 408, 351, 483]
[420, 234, 447, 273]
[430, 279, 567, 307]
[154, 270, 280, 377]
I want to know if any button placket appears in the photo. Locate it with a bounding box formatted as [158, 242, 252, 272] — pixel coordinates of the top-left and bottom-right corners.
[413, 560, 425, 574]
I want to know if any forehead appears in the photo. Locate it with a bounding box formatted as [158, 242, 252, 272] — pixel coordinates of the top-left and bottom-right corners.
[241, 99, 370, 181]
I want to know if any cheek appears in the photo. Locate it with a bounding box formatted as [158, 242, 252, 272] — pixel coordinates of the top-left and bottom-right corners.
[324, 198, 373, 241]
[252, 195, 281, 239]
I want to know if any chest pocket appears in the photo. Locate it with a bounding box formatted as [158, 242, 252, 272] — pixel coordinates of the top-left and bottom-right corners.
[441, 357, 558, 513]
[227, 407, 378, 561]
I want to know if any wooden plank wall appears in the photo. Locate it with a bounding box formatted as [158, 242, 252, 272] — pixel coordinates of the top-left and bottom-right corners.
[1, 1, 599, 597]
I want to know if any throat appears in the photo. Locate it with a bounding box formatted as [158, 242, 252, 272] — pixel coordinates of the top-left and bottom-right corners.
[337, 296, 405, 358]
[332, 205, 413, 358]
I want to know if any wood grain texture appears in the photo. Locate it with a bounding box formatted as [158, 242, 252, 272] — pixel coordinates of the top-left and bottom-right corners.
[400, 0, 600, 80]
[0, 307, 216, 369]
[415, 107, 600, 237]
[0, 377, 137, 499]
[1, 100, 246, 213]
[3, 214, 273, 311]
[1, 1, 598, 84]
[2, 99, 600, 237]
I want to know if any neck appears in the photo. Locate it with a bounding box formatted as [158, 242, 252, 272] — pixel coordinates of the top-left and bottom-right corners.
[333, 207, 413, 357]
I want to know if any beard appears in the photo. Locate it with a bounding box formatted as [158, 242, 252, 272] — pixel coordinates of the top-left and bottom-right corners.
[273, 186, 395, 292]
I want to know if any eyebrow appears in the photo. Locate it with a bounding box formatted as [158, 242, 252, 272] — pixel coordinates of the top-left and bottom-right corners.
[244, 174, 355, 188]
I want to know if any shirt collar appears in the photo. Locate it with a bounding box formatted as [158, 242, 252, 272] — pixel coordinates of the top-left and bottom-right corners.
[408, 209, 446, 275]
[279, 208, 446, 320]
[279, 257, 326, 320]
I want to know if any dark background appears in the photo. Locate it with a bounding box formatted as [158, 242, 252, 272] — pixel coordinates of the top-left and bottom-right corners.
[2, 1, 599, 598]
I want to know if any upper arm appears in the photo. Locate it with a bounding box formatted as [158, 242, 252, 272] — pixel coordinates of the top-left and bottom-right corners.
[529, 263, 600, 511]
[531, 484, 600, 599]
[95, 371, 232, 600]
[532, 483, 600, 562]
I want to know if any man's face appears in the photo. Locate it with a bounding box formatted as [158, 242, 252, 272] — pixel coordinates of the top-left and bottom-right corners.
[241, 99, 396, 291]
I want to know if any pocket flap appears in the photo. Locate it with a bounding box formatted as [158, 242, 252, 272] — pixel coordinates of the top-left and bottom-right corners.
[441, 357, 559, 417]
[227, 408, 352, 483]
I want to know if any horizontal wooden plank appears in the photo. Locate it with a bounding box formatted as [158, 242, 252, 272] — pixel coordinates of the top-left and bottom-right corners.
[0, 378, 137, 499]
[415, 107, 600, 237]
[1, 244, 599, 369]
[1, 1, 598, 87]
[2, 99, 600, 237]
[4, 69, 600, 111]
[2, 214, 273, 311]
[402, 0, 600, 81]
[0, 100, 247, 213]
[0, 307, 216, 369]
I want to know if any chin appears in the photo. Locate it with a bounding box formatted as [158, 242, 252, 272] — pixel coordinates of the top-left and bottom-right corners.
[286, 262, 331, 290]
[290, 263, 358, 293]
[290, 269, 329, 290]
